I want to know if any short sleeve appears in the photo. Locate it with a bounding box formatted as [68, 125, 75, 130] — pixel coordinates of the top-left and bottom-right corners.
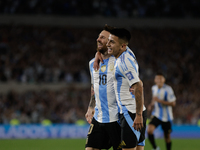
[152, 86, 157, 97]
[118, 56, 140, 86]
[167, 87, 176, 102]
[89, 60, 94, 84]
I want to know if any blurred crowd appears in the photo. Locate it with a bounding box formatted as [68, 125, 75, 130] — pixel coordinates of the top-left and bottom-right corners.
[0, 25, 200, 125]
[0, 0, 200, 18]
[0, 88, 90, 124]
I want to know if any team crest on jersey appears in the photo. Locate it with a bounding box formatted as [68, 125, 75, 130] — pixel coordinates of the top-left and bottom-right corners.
[126, 71, 134, 80]
[101, 65, 106, 72]
[109, 63, 114, 71]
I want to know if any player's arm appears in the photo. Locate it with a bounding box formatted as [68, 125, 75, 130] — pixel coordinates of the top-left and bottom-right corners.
[154, 97, 176, 107]
[148, 96, 156, 111]
[131, 80, 144, 131]
[85, 84, 95, 124]
[93, 51, 103, 71]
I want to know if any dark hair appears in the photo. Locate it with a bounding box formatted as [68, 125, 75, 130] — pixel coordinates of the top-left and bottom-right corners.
[109, 27, 131, 43]
[103, 24, 115, 33]
[156, 71, 166, 78]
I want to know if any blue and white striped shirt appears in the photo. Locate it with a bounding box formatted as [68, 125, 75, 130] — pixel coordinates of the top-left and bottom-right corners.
[151, 84, 176, 122]
[89, 55, 119, 123]
[114, 47, 146, 114]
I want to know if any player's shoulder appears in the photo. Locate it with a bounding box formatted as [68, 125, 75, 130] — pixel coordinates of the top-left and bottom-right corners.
[126, 47, 136, 56]
[108, 55, 116, 61]
[89, 58, 95, 65]
[110, 55, 115, 59]
[117, 50, 129, 62]
[164, 84, 174, 91]
[126, 46, 134, 54]
[152, 85, 157, 89]
[89, 58, 95, 70]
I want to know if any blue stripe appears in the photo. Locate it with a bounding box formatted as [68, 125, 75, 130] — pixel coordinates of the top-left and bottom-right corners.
[152, 109, 155, 116]
[164, 91, 171, 121]
[120, 54, 128, 71]
[115, 65, 125, 102]
[130, 92, 135, 99]
[127, 49, 138, 65]
[138, 140, 145, 146]
[167, 107, 171, 121]
[120, 63, 125, 72]
[123, 54, 128, 70]
[157, 89, 163, 120]
[116, 75, 122, 102]
[128, 58, 137, 73]
[123, 110, 141, 141]
[99, 62, 109, 122]
[164, 91, 167, 101]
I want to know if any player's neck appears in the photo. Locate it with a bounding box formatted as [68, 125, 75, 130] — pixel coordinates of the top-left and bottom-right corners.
[115, 49, 126, 58]
[102, 52, 111, 60]
[115, 46, 127, 58]
[158, 84, 164, 89]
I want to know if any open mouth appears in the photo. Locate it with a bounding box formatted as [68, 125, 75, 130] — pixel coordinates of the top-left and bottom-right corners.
[97, 43, 103, 48]
[108, 48, 112, 53]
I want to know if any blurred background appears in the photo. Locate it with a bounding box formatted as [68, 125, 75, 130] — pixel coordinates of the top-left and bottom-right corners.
[0, 0, 200, 140]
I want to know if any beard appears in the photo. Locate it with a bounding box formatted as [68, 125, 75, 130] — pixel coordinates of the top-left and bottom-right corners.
[97, 43, 107, 54]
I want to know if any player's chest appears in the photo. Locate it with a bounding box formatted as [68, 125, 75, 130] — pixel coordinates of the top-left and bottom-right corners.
[155, 88, 166, 99]
[93, 64, 115, 84]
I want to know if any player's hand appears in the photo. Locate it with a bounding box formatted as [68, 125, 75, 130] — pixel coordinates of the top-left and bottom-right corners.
[148, 103, 154, 111]
[93, 60, 99, 71]
[129, 87, 134, 94]
[153, 97, 159, 102]
[85, 107, 95, 124]
[93, 52, 103, 71]
[132, 114, 143, 131]
[147, 104, 152, 111]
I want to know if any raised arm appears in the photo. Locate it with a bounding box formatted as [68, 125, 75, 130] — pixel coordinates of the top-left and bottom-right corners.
[85, 84, 95, 124]
[93, 51, 103, 71]
[131, 80, 144, 131]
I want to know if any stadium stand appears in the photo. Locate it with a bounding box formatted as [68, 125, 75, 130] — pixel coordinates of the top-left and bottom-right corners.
[0, 0, 200, 125]
[0, 0, 199, 18]
[0, 25, 199, 125]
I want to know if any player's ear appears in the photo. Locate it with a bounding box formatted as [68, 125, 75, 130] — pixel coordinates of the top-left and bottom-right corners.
[121, 43, 126, 49]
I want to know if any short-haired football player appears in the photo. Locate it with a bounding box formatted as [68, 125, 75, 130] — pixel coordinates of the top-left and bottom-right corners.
[147, 72, 176, 150]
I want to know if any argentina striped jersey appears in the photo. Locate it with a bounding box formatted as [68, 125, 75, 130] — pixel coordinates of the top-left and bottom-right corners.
[151, 84, 176, 122]
[89, 55, 119, 123]
[114, 47, 146, 114]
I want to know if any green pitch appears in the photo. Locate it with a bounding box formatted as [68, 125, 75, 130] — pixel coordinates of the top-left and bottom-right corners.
[0, 138, 199, 150]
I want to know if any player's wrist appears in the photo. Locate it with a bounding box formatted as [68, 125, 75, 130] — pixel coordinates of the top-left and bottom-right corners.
[136, 112, 142, 117]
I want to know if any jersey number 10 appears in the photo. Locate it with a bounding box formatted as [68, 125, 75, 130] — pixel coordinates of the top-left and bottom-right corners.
[99, 74, 107, 85]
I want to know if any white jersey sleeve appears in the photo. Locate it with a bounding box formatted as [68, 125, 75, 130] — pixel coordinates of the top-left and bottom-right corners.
[118, 54, 140, 87]
[89, 58, 95, 84]
[167, 86, 176, 102]
[114, 48, 145, 113]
